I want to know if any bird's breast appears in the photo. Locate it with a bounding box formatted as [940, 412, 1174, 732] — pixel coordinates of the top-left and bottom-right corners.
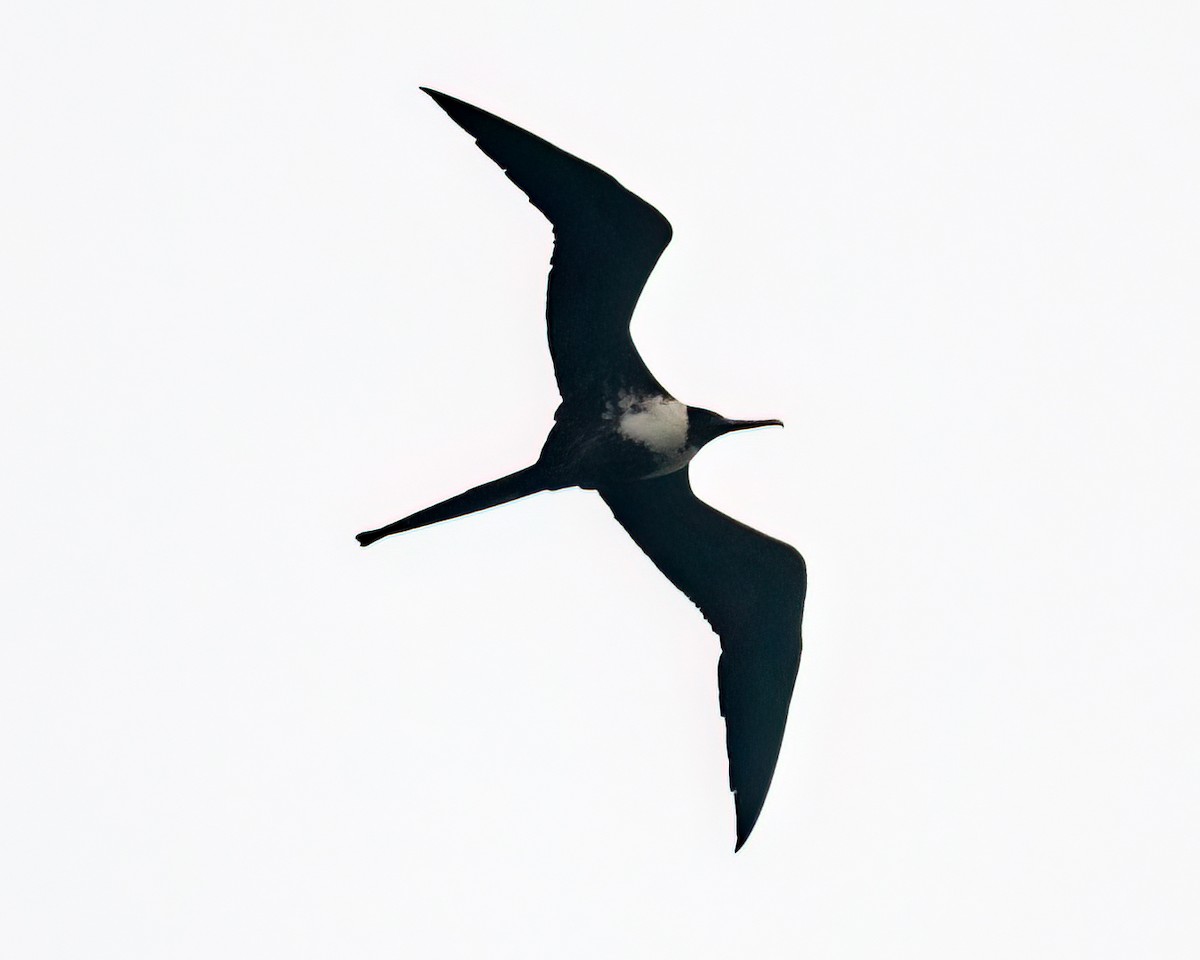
[608, 393, 695, 476]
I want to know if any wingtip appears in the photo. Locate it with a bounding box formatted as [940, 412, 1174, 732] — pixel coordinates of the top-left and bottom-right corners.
[732, 791, 764, 852]
[419, 86, 454, 106]
[419, 87, 475, 123]
[733, 812, 755, 852]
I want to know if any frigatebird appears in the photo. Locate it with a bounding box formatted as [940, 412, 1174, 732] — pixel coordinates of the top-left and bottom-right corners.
[357, 88, 807, 850]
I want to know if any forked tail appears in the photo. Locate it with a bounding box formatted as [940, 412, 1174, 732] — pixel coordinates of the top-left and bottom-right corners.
[356, 464, 553, 546]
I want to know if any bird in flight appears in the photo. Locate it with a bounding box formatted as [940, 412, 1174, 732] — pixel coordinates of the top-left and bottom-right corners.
[358, 88, 807, 850]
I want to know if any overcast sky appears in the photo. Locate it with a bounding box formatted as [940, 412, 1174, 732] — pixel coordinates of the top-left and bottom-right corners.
[3, 1, 1198, 957]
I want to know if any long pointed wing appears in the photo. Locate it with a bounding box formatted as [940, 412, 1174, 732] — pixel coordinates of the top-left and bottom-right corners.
[421, 88, 673, 408]
[599, 467, 805, 850]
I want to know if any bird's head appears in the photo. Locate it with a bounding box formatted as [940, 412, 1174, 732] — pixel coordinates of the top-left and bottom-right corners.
[686, 407, 784, 450]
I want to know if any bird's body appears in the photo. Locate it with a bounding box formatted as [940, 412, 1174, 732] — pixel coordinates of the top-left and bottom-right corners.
[358, 89, 806, 850]
[542, 392, 766, 488]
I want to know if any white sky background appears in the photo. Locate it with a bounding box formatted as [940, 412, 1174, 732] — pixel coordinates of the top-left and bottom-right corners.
[2, 1, 1198, 956]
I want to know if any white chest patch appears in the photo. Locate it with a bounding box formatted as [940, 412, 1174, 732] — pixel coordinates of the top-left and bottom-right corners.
[612, 393, 690, 456]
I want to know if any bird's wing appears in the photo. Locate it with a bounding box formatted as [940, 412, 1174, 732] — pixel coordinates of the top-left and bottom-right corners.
[599, 467, 805, 850]
[421, 88, 673, 408]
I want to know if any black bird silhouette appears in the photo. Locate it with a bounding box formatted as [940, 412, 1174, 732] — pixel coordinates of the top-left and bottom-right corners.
[358, 88, 806, 850]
